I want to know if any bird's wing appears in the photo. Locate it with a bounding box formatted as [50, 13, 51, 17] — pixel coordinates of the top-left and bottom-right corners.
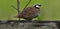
[21, 7, 40, 18]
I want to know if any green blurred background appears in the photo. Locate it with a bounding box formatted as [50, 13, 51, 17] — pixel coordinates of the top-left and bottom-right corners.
[0, 0, 60, 20]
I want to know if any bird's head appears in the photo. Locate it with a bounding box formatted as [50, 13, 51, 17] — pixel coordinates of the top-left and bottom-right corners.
[34, 4, 41, 9]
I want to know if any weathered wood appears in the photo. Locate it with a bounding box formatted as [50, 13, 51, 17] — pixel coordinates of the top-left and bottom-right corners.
[0, 20, 60, 23]
[0, 20, 59, 29]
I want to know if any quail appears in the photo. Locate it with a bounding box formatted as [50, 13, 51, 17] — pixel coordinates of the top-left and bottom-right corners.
[16, 4, 41, 21]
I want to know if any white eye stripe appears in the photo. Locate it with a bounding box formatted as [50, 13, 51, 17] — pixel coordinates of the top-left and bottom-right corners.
[36, 5, 39, 7]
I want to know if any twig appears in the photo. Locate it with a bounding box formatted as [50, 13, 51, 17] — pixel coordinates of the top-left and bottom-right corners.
[17, 0, 20, 14]
[11, 0, 20, 26]
[23, 0, 31, 10]
[11, 5, 18, 10]
[17, 0, 20, 20]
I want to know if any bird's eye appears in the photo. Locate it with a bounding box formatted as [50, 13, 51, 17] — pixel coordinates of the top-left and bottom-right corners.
[39, 5, 41, 6]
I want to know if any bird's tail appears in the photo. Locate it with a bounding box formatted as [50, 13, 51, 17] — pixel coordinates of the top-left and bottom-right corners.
[14, 13, 23, 18]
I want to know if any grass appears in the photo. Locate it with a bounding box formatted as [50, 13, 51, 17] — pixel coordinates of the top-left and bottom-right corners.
[0, 0, 60, 20]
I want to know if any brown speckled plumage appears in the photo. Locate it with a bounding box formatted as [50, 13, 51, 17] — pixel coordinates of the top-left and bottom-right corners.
[16, 4, 41, 21]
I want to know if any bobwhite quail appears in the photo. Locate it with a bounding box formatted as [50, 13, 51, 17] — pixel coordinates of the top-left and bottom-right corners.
[16, 4, 41, 21]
